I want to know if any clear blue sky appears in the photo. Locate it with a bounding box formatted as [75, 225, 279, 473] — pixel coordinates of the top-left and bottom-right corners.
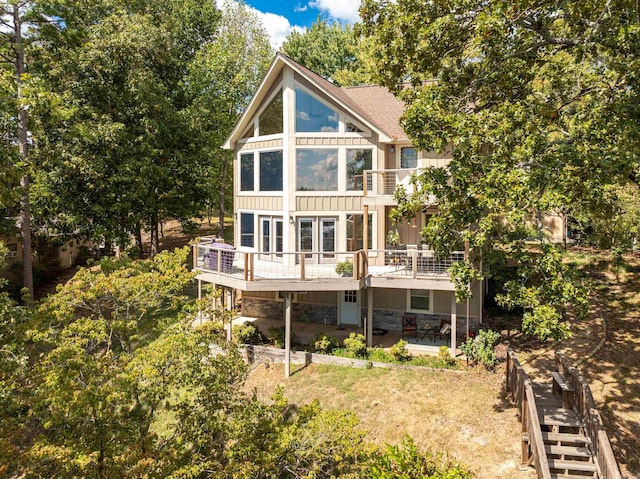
[239, 0, 360, 47]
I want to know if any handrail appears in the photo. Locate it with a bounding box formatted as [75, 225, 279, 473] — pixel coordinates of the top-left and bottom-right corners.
[506, 349, 551, 479]
[555, 352, 622, 479]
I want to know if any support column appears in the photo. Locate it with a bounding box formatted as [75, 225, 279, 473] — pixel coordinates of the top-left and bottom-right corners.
[363, 205, 369, 253]
[226, 288, 233, 343]
[367, 288, 373, 347]
[450, 292, 457, 358]
[284, 293, 292, 379]
[197, 279, 203, 325]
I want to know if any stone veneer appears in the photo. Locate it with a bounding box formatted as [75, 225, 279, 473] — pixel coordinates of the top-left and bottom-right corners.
[242, 299, 338, 325]
[370, 308, 478, 333]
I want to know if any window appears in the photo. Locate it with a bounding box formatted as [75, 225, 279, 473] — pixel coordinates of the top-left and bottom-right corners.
[408, 289, 431, 312]
[296, 149, 339, 191]
[401, 147, 417, 168]
[241, 124, 254, 139]
[346, 214, 373, 251]
[259, 151, 283, 191]
[321, 218, 336, 258]
[346, 121, 363, 133]
[240, 153, 254, 191]
[298, 219, 314, 259]
[240, 213, 254, 247]
[295, 86, 339, 132]
[259, 89, 283, 136]
[260, 217, 283, 257]
[346, 149, 372, 191]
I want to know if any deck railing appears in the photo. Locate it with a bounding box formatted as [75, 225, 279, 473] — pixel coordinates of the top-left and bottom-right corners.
[506, 349, 552, 479]
[194, 238, 463, 283]
[555, 352, 622, 479]
[194, 240, 368, 282]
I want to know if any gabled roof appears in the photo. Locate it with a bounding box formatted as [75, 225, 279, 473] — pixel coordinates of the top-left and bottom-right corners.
[223, 53, 407, 149]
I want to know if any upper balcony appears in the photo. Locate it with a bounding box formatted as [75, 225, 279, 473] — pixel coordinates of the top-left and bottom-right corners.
[193, 238, 463, 292]
[363, 168, 415, 206]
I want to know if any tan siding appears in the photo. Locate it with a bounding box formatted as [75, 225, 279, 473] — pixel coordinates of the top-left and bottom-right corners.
[419, 148, 452, 169]
[296, 196, 363, 211]
[235, 196, 283, 211]
[244, 291, 277, 300]
[372, 288, 406, 310]
[238, 138, 283, 151]
[297, 291, 337, 305]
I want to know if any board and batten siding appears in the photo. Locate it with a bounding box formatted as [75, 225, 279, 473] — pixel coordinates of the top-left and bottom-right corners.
[296, 137, 374, 146]
[295, 195, 363, 212]
[235, 196, 283, 211]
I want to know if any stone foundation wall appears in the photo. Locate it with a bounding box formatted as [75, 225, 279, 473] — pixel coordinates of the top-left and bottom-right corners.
[242, 299, 338, 325]
[242, 299, 283, 320]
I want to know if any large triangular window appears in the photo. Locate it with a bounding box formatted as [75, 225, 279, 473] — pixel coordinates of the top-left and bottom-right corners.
[295, 86, 339, 133]
[259, 89, 283, 136]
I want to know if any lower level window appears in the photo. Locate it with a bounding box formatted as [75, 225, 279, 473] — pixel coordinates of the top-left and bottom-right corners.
[408, 289, 431, 312]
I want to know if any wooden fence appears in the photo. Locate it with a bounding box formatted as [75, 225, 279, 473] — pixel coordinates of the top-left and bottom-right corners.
[555, 352, 622, 479]
[505, 348, 552, 479]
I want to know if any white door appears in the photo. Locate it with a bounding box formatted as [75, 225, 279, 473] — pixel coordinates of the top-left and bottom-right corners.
[340, 290, 360, 326]
[298, 218, 315, 260]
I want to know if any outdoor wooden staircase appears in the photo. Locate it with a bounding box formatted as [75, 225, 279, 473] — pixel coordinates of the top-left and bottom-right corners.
[506, 350, 622, 479]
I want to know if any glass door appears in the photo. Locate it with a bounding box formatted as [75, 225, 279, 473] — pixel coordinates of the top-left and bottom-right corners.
[321, 218, 336, 260]
[274, 219, 283, 258]
[298, 218, 314, 260]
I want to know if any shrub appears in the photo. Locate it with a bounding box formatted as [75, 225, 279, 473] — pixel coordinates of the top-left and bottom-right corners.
[437, 345, 455, 367]
[313, 333, 339, 353]
[335, 260, 354, 276]
[233, 322, 264, 345]
[343, 333, 367, 358]
[389, 340, 412, 362]
[460, 329, 501, 369]
[368, 347, 394, 363]
[267, 326, 296, 349]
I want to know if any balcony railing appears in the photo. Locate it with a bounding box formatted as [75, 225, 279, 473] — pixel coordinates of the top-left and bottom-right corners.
[194, 239, 463, 283]
[364, 168, 417, 197]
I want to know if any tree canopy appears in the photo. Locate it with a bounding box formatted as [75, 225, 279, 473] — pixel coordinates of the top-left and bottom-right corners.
[360, 0, 640, 339]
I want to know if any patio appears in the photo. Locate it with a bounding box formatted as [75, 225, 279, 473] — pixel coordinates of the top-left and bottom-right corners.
[231, 316, 457, 355]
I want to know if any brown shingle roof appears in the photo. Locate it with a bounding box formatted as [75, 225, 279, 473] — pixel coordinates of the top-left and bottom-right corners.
[280, 53, 406, 141]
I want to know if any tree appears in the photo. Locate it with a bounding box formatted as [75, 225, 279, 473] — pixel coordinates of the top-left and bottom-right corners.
[184, 0, 272, 237]
[33, 0, 221, 255]
[360, 0, 640, 339]
[281, 17, 375, 86]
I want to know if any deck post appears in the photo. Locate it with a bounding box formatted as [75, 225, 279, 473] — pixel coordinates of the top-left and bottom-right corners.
[243, 254, 248, 281]
[367, 288, 373, 347]
[363, 205, 369, 253]
[249, 253, 254, 281]
[284, 293, 292, 379]
[300, 253, 305, 280]
[450, 292, 457, 358]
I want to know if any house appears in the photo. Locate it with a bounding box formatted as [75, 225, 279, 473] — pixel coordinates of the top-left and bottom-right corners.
[194, 53, 485, 371]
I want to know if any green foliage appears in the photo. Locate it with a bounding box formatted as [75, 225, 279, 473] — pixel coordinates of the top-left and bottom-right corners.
[313, 333, 340, 353]
[449, 260, 482, 303]
[360, 0, 637, 341]
[366, 437, 471, 478]
[343, 332, 368, 359]
[233, 322, 265, 345]
[460, 330, 501, 369]
[335, 260, 354, 276]
[389, 340, 412, 362]
[267, 325, 297, 349]
[281, 18, 370, 86]
[437, 345, 455, 368]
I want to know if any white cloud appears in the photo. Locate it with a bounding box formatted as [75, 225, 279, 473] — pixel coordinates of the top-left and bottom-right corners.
[294, 4, 308, 12]
[253, 10, 305, 49]
[308, 0, 361, 23]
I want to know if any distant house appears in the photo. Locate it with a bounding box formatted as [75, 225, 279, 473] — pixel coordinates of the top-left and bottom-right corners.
[192, 53, 562, 357]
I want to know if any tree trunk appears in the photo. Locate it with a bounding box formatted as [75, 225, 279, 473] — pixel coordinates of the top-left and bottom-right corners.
[218, 160, 228, 239]
[14, 5, 34, 304]
[150, 213, 159, 257]
[135, 222, 143, 256]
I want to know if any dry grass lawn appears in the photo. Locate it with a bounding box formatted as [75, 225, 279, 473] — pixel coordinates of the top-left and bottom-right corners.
[244, 363, 535, 479]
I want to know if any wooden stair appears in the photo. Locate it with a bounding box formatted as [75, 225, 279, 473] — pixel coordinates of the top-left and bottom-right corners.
[538, 387, 598, 479]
